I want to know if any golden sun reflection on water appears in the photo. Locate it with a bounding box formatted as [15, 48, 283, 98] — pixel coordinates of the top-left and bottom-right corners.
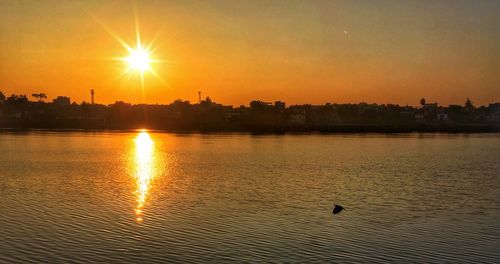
[133, 131, 156, 223]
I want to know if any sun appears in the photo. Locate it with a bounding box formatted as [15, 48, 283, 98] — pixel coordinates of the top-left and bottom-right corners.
[126, 46, 152, 73]
[115, 39, 165, 85]
[116, 38, 165, 83]
[100, 14, 167, 87]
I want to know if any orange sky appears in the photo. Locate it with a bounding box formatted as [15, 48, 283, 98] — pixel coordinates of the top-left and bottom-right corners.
[0, 0, 499, 106]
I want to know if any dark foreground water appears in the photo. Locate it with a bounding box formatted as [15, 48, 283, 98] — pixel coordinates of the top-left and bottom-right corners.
[0, 131, 499, 263]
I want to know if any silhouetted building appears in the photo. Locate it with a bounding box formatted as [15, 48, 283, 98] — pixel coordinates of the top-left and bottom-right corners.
[0, 90, 498, 132]
[437, 109, 448, 121]
[288, 110, 306, 125]
[489, 103, 500, 122]
[250, 100, 272, 109]
[53, 96, 70, 106]
[422, 102, 438, 111]
[274, 101, 286, 110]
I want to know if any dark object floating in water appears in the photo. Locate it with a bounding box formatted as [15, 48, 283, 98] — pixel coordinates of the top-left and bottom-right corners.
[333, 204, 344, 214]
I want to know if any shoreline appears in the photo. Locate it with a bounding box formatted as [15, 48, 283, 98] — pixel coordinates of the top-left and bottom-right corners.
[1, 126, 498, 135]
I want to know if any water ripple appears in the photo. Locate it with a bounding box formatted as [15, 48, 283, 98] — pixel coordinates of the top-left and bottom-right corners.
[0, 132, 499, 263]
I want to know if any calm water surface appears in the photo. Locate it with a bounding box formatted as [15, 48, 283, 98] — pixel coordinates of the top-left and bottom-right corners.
[0, 131, 499, 263]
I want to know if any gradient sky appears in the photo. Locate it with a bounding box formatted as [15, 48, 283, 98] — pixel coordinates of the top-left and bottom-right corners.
[0, 0, 499, 106]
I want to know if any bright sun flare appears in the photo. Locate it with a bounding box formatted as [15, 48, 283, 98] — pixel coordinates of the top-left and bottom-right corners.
[126, 46, 152, 73]
[104, 16, 166, 86]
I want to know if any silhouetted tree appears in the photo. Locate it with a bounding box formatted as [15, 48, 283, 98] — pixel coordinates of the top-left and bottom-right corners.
[250, 100, 271, 110]
[464, 97, 475, 112]
[6, 94, 28, 104]
[0, 92, 497, 132]
[4, 94, 29, 117]
[31, 93, 47, 102]
[0, 91, 5, 102]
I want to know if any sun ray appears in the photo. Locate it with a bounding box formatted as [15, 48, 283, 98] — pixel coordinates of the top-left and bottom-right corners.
[146, 32, 161, 52]
[149, 68, 169, 87]
[140, 72, 145, 100]
[84, 10, 133, 52]
[134, 8, 141, 50]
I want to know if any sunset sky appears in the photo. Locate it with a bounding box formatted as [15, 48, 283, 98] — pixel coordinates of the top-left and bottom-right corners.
[1, 0, 499, 106]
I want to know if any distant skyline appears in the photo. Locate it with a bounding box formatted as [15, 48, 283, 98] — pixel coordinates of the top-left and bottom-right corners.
[1, 0, 499, 106]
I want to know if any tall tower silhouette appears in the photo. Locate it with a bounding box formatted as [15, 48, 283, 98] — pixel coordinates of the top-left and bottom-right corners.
[90, 89, 95, 104]
[198, 91, 201, 103]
